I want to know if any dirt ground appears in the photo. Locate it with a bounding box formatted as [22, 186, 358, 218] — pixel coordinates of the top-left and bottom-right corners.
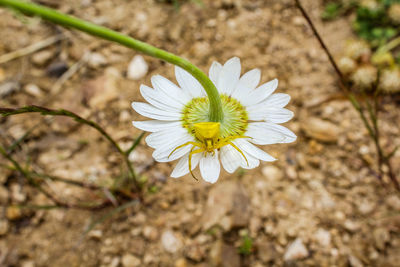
[1, 0, 400, 266]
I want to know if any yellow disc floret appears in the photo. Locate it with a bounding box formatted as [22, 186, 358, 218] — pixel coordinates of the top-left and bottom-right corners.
[169, 95, 250, 180]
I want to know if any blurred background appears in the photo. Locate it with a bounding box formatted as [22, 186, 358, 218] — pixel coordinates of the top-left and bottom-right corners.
[0, 0, 399, 266]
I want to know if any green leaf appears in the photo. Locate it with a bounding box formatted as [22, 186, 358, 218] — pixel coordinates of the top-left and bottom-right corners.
[238, 235, 253, 255]
[322, 2, 342, 20]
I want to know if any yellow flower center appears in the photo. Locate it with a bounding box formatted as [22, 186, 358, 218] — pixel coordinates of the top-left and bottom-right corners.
[181, 94, 248, 139]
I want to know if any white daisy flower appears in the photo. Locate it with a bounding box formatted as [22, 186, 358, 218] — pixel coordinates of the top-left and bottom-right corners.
[132, 57, 296, 183]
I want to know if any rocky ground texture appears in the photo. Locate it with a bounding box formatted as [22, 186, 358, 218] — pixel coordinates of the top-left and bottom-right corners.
[0, 0, 400, 266]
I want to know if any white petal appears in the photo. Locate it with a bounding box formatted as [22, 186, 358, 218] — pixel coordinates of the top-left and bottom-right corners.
[200, 151, 220, 183]
[231, 68, 261, 99]
[217, 57, 241, 95]
[248, 107, 294, 123]
[220, 145, 243, 173]
[170, 152, 202, 178]
[263, 93, 291, 108]
[132, 102, 181, 121]
[209, 61, 222, 86]
[151, 75, 191, 105]
[246, 122, 297, 145]
[154, 141, 193, 162]
[132, 120, 181, 132]
[234, 139, 276, 162]
[240, 151, 260, 169]
[240, 79, 278, 106]
[145, 127, 189, 148]
[140, 85, 182, 112]
[175, 66, 205, 98]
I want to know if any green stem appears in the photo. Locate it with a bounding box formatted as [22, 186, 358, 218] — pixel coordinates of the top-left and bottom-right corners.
[0, 105, 140, 190]
[0, 0, 223, 122]
[377, 35, 400, 53]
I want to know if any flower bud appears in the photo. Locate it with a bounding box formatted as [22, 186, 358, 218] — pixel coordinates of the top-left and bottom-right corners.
[371, 51, 395, 68]
[359, 0, 379, 11]
[345, 39, 371, 61]
[388, 3, 400, 24]
[380, 68, 400, 93]
[338, 57, 357, 75]
[351, 65, 377, 89]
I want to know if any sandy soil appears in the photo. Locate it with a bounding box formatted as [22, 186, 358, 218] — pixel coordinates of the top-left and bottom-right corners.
[0, 0, 399, 266]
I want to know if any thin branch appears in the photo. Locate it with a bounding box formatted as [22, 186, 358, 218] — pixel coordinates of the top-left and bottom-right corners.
[0, 105, 122, 153]
[125, 131, 145, 156]
[51, 51, 89, 94]
[294, 0, 346, 88]
[0, 144, 111, 210]
[294, 0, 399, 190]
[0, 34, 64, 64]
[31, 172, 103, 190]
[0, 105, 140, 189]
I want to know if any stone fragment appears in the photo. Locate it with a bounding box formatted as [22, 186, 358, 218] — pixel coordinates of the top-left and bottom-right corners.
[83, 67, 120, 108]
[302, 118, 340, 143]
[284, 238, 309, 261]
[0, 186, 9, 205]
[344, 220, 360, 232]
[47, 61, 68, 77]
[261, 165, 283, 181]
[174, 258, 187, 267]
[127, 55, 148, 80]
[121, 254, 141, 267]
[185, 245, 206, 262]
[0, 68, 5, 82]
[87, 52, 108, 68]
[221, 243, 240, 267]
[257, 241, 278, 263]
[88, 230, 103, 240]
[0, 219, 9, 236]
[201, 181, 250, 231]
[10, 183, 26, 203]
[24, 83, 43, 97]
[110, 257, 120, 267]
[0, 81, 19, 97]
[128, 237, 146, 256]
[161, 230, 182, 253]
[21, 260, 35, 267]
[386, 195, 400, 211]
[143, 226, 158, 241]
[348, 254, 363, 267]
[358, 200, 375, 215]
[373, 228, 390, 250]
[313, 228, 331, 247]
[32, 50, 54, 66]
[6, 206, 22, 220]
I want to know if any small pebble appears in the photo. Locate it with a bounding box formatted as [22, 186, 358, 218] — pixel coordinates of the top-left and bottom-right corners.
[284, 238, 309, 261]
[24, 83, 43, 97]
[127, 55, 148, 80]
[161, 230, 182, 253]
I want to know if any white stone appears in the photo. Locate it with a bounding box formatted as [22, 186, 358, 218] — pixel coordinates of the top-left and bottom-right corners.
[127, 55, 148, 80]
[88, 230, 103, 240]
[0, 219, 9, 236]
[21, 260, 35, 267]
[161, 230, 182, 253]
[143, 226, 158, 241]
[110, 257, 120, 267]
[121, 254, 141, 267]
[0, 186, 9, 204]
[314, 229, 331, 247]
[88, 52, 108, 68]
[32, 50, 54, 66]
[24, 84, 43, 97]
[386, 195, 400, 211]
[261, 165, 283, 181]
[284, 238, 309, 261]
